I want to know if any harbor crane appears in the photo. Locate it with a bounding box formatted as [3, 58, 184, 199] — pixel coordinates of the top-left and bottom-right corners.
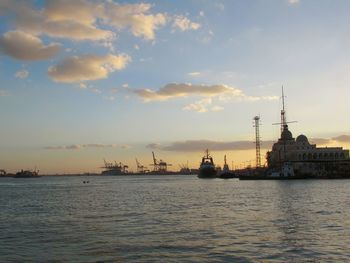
[135, 158, 149, 174]
[150, 151, 172, 173]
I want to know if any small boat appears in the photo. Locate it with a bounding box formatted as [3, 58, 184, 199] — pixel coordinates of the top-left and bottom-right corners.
[218, 155, 236, 179]
[198, 149, 217, 178]
[14, 169, 40, 178]
[239, 163, 303, 180]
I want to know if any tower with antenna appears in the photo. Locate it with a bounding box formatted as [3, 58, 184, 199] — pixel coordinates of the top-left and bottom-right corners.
[273, 86, 297, 136]
[253, 116, 261, 168]
[280, 86, 286, 134]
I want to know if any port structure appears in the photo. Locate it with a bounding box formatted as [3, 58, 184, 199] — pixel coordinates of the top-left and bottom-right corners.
[103, 159, 128, 173]
[272, 86, 297, 163]
[273, 86, 297, 134]
[253, 116, 262, 168]
[135, 158, 149, 173]
[150, 152, 172, 173]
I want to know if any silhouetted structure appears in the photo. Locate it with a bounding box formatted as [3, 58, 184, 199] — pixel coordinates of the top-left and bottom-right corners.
[150, 152, 172, 173]
[253, 116, 261, 168]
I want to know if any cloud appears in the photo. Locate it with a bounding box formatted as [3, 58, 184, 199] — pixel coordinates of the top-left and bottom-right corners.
[173, 16, 201, 31]
[211, 106, 224, 112]
[48, 54, 130, 83]
[332, 135, 350, 143]
[147, 140, 274, 152]
[103, 2, 167, 40]
[133, 83, 278, 102]
[0, 90, 9, 97]
[15, 70, 29, 79]
[188, 72, 201, 76]
[15, 1, 113, 41]
[309, 138, 332, 145]
[44, 144, 117, 150]
[288, 0, 300, 4]
[1, 0, 168, 41]
[308, 135, 350, 145]
[79, 83, 87, 89]
[133, 83, 242, 101]
[0, 31, 61, 61]
[183, 98, 212, 113]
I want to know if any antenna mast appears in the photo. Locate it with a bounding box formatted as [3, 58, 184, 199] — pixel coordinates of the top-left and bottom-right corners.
[281, 85, 286, 134]
[253, 116, 261, 168]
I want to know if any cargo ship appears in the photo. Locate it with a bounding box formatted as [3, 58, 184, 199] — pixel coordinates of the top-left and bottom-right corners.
[14, 169, 40, 178]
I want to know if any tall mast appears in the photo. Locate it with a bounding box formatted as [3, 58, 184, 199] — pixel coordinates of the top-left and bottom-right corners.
[281, 85, 286, 134]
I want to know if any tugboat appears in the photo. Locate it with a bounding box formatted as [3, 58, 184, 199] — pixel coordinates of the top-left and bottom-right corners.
[198, 149, 217, 178]
[14, 169, 40, 178]
[218, 155, 236, 179]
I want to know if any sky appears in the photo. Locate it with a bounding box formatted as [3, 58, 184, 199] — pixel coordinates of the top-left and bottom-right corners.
[1, 0, 350, 174]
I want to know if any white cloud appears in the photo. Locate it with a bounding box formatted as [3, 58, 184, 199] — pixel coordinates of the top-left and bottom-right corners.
[211, 106, 224, 112]
[103, 2, 167, 40]
[1, 0, 168, 42]
[188, 72, 201, 76]
[0, 31, 60, 61]
[288, 0, 300, 4]
[48, 54, 130, 83]
[79, 83, 87, 89]
[183, 98, 212, 113]
[173, 16, 201, 31]
[15, 70, 29, 79]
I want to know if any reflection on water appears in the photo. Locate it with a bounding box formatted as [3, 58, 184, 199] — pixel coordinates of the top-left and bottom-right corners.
[1, 176, 349, 262]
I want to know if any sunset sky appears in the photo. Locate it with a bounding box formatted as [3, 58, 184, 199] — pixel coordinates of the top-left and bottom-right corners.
[1, 0, 350, 174]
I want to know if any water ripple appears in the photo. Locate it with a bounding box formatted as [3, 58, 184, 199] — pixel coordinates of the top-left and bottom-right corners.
[1, 176, 350, 262]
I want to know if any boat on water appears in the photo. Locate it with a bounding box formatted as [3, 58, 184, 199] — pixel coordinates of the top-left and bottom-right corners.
[218, 155, 236, 179]
[14, 169, 40, 178]
[239, 163, 305, 180]
[198, 149, 217, 178]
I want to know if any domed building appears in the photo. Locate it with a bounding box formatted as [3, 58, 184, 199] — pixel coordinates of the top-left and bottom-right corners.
[266, 124, 350, 177]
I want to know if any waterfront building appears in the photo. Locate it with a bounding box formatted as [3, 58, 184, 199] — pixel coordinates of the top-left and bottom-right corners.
[266, 124, 350, 177]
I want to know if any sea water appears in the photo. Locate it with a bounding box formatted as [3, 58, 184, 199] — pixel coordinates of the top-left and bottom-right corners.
[1, 175, 349, 262]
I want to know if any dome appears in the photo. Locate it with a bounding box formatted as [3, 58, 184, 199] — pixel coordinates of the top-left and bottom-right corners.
[296, 134, 309, 143]
[280, 125, 293, 140]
